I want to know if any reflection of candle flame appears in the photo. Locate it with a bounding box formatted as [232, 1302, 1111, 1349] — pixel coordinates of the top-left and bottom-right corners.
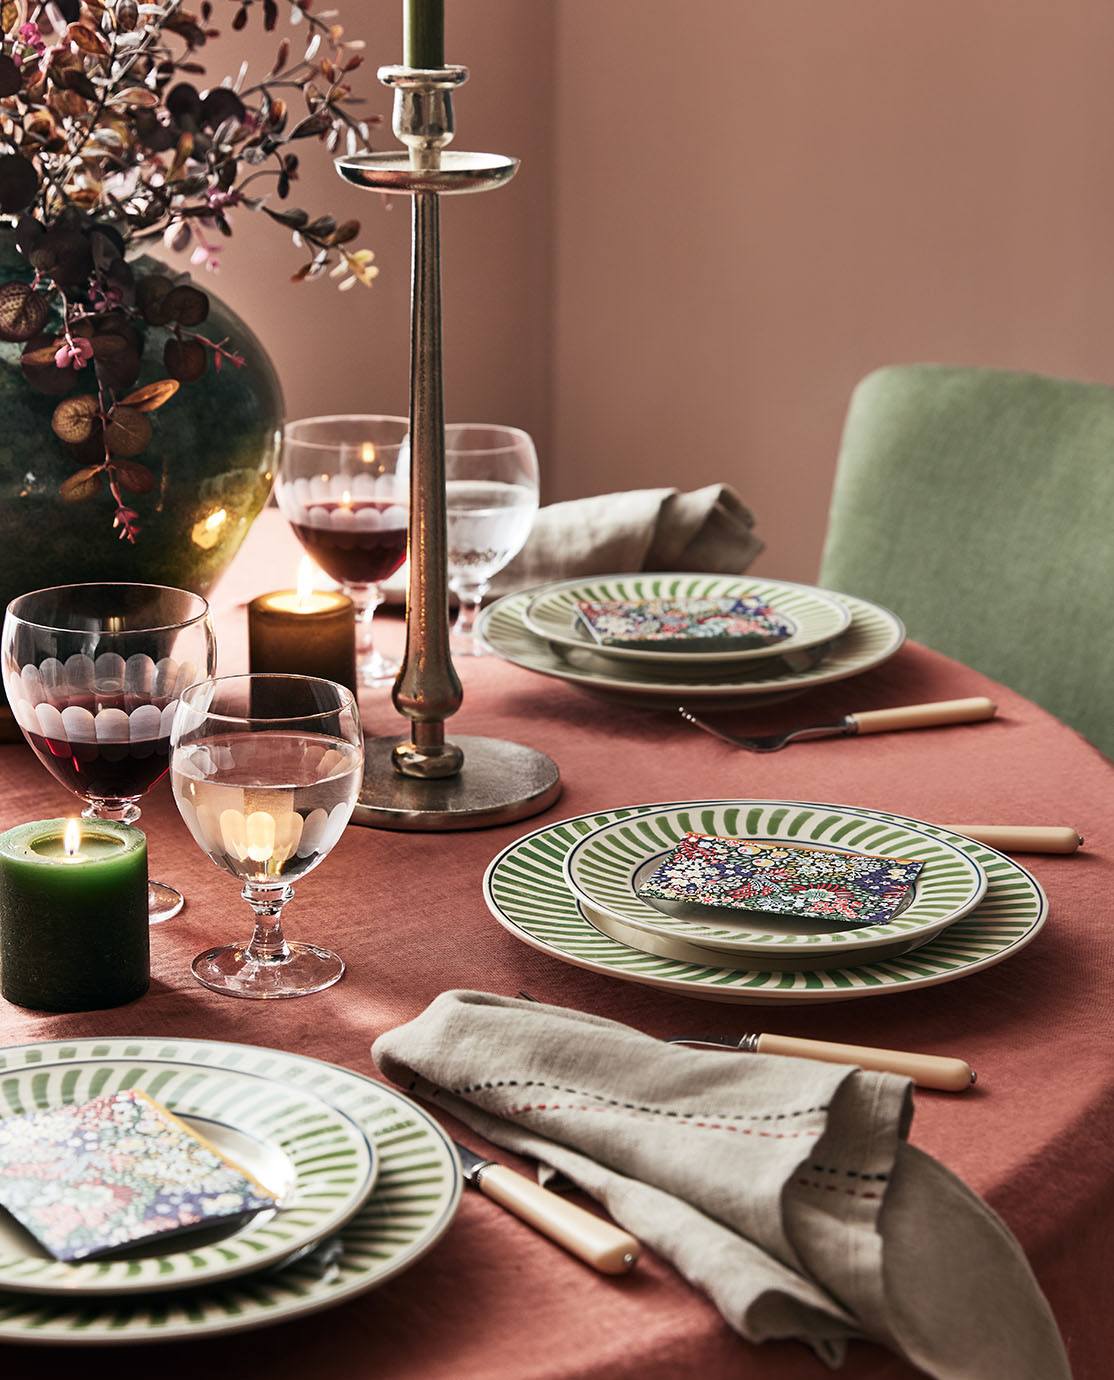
[340, 489, 352, 510]
[360, 442, 376, 464]
[295, 556, 317, 613]
[63, 818, 81, 857]
[191, 506, 228, 550]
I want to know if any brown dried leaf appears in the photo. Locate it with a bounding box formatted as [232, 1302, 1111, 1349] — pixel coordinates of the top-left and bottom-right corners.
[1, 2, 18, 35]
[164, 337, 207, 382]
[121, 379, 180, 412]
[104, 406, 152, 458]
[0, 283, 48, 343]
[60, 465, 104, 502]
[162, 284, 209, 326]
[52, 394, 101, 445]
[0, 54, 22, 97]
[114, 459, 154, 494]
[109, 86, 158, 108]
[67, 24, 109, 56]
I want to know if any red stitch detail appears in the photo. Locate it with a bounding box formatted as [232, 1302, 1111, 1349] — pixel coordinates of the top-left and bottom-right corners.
[795, 1177, 880, 1201]
[501, 1102, 820, 1138]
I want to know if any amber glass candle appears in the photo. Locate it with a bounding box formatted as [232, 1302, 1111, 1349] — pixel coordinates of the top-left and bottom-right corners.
[248, 587, 358, 697]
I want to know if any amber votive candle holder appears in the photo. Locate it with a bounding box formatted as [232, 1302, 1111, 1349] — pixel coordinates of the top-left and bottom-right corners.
[248, 588, 358, 697]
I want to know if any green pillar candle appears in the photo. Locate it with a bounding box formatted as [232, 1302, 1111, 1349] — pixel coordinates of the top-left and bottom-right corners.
[404, 0, 444, 67]
[0, 819, 149, 1013]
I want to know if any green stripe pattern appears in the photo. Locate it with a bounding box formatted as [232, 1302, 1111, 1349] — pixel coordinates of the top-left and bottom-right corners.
[0, 1061, 375, 1296]
[565, 803, 986, 954]
[479, 588, 905, 699]
[0, 1042, 461, 1345]
[524, 574, 851, 665]
[485, 800, 1048, 1003]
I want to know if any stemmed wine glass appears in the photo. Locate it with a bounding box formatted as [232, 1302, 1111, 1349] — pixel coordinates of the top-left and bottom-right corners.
[444, 424, 539, 655]
[2, 583, 215, 924]
[277, 415, 410, 686]
[170, 673, 363, 999]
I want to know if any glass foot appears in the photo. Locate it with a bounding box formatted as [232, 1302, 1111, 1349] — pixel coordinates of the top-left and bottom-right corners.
[191, 942, 345, 1000]
[451, 632, 491, 657]
[149, 881, 184, 925]
[358, 648, 400, 686]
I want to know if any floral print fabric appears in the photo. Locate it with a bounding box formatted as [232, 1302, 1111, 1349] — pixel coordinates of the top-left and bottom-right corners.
[637, 833, 924, 927]
[0, 1089, 276, 1261]
[575, 596, 795, 649]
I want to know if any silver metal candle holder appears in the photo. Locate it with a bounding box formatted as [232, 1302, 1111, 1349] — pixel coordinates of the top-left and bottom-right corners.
[336, 64, 561, 830]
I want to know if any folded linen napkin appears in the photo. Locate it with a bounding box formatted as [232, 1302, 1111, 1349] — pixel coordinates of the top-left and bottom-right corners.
[489, 483, 763, 597]
[373, 991, 1068, 1379]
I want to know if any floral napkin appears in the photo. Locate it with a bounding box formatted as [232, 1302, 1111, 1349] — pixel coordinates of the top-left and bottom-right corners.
[0, 1089, 276, 1261]
[637, 833, 923, 927]
[575, 595, 794, 650]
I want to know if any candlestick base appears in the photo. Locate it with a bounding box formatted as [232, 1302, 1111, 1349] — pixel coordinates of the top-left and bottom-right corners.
[354, 734, 560, 831]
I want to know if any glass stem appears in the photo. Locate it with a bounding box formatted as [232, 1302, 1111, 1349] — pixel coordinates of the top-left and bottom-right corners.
[243, 883, 294, 963]
[83, 799, 141, 825]
[452, 579, 490, 642]
[349, 583, 385, 655]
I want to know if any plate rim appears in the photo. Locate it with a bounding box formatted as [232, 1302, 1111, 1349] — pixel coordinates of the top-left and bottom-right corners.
[522, 572, 852, 666]
[0, 1041, 462, 1345]
[483, 799, 1048, 1004]
[562, 802, 988, 956]
[478, 587, 906, 699]
[0, 1056, 378, 1297]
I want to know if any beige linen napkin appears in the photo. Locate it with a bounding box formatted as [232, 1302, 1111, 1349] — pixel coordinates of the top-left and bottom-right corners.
[373, 992, 1068, 1379]
[489, 483, 762, 596]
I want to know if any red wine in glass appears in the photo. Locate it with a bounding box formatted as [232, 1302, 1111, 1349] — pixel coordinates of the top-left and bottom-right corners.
[20, 693, 175, 803]
[289, 500, 408, 586]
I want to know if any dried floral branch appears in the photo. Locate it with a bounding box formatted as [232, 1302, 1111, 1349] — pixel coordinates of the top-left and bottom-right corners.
[0, 0, 381, 538]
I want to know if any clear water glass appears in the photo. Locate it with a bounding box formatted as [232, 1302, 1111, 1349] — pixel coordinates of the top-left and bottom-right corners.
[444, 424, 539, 655]
[2, 582, 215, 924]
[170, 673, 363, 999]
[277, 415, 409, 686]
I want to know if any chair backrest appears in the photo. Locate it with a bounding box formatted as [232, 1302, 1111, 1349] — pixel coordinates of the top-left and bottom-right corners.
[819, 364, 1114, 758]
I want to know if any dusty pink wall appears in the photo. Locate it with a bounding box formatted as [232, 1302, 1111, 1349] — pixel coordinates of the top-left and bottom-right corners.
[190, 1, 1114, 582]
[173, 1, 556, 462]
[550, 0, 1114, 578]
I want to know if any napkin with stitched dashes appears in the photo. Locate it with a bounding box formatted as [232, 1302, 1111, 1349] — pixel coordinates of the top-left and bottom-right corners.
[373, 991, 1068, 1380]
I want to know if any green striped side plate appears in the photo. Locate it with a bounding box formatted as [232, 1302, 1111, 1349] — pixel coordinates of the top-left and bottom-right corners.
[0, 1041, 461, 1345]
[485, 800, 1047, 1004]
[564, 802, 987, 957]
[523, 573, 851, 666]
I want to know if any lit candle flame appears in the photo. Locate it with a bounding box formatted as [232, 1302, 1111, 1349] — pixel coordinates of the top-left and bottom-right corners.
[63, 818, 81, 858]
[295, 556, 318, 612]
[360, 442, 376, 464]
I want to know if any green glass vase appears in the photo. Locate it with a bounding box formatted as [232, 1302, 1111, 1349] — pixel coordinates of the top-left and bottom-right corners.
[0, 237, 282, 720]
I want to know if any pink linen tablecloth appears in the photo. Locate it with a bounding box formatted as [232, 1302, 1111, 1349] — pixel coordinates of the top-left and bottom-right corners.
[0, 516, 1110, 1379]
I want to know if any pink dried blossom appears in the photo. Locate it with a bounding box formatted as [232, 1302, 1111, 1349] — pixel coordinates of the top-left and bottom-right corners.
[54, 337, 94, 369]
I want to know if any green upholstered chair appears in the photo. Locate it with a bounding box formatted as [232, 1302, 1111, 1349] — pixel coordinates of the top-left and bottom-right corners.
[819, 364, 1114, 758]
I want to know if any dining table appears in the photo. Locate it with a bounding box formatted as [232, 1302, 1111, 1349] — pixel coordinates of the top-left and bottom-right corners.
[0, 511, 1110, 1380]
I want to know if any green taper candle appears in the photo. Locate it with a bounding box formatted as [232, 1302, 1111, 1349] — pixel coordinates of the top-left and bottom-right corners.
[0, 818, 149, 1012]
[404, 0, 444, 67]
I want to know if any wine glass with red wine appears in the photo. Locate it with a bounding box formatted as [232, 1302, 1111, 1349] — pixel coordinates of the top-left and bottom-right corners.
[276, 415, 410, 686]
[2, 583, 215, 924]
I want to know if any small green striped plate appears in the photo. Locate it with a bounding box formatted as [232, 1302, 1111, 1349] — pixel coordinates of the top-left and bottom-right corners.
[0, 1060, 376, 1296]
[478, 588, 904, 703]
[523, 574, 851, 667]
[0, 1041, 461, 1345]
[485, 801, 1048, 1004]
[564, 802, 987, 959]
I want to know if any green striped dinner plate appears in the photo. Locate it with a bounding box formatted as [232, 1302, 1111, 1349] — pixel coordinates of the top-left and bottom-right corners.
[478, 588, 905, 702]
[485, 801, 1048, 1005]
[0, 1040, 461, 1345]
[0, 1060, 376, 1296]
[564, 802, 987, 959]
[523, 574, 852, 667]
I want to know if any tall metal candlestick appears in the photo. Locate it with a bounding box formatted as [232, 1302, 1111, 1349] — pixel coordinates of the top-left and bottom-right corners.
[336, 64, 561, 830]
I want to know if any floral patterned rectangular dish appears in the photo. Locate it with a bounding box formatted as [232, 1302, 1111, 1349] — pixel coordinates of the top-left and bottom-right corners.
[574, 596, 795, 651]
[636, 833, 924, 928]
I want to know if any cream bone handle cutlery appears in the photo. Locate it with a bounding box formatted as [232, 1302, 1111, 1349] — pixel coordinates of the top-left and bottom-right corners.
[677, 696, 998, 752]
[666, 1033, 975, 1091]
[454, 1141, 641, 1274]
